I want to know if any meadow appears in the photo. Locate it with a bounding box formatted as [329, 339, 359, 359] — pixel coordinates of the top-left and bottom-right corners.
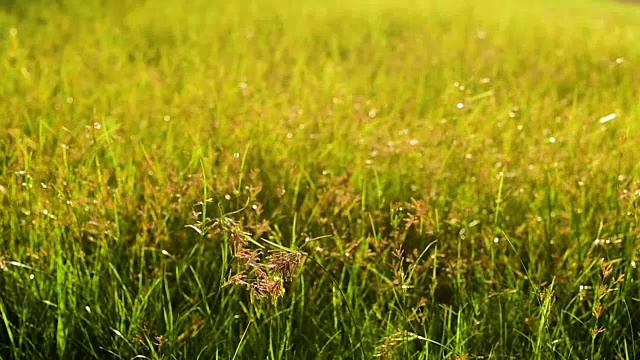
[1, 0, 640, 358]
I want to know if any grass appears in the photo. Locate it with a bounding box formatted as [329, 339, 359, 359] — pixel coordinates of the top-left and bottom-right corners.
[1, 0, 640, 358]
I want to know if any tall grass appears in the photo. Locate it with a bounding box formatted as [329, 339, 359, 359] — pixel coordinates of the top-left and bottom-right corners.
[1, 0, 640, 358]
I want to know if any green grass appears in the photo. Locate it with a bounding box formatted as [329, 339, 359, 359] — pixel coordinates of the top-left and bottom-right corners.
[1, 0, 640, 358]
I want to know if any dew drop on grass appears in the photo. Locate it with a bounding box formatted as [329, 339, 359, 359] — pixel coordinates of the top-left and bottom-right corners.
[456, 103, 464, 109]
[225, 194, 231, 200]
[164, 115, 171, 121]
[598, 113, 616, 124]
[287, 132, 293, 139]
[493, 237, 499, 243]
[252, 204, 258, 210]
[85, 306, 91, 314]
[549, 136, 556, 143]
[233, 152, 240, 158]
[632, 261, 637, 269]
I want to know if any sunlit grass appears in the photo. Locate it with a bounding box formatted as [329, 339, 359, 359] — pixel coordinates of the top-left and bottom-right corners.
[1, 0, 640, 358]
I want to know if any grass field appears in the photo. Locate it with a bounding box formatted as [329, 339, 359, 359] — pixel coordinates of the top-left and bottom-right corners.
[2, 0, 640, 358]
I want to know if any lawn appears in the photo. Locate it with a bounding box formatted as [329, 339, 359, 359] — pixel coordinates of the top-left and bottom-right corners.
[1, 0, 640, 358]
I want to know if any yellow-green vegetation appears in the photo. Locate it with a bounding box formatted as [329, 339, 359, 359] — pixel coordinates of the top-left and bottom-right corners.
[2, 0, 640, 358]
